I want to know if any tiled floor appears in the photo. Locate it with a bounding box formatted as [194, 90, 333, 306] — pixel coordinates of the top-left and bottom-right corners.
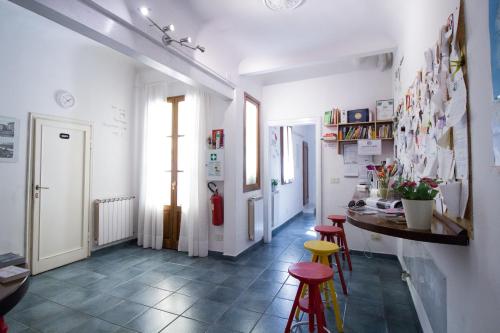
[6, 214, 421, 333]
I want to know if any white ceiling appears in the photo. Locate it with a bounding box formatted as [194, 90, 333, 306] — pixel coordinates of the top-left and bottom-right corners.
[125, 0, 401, 83]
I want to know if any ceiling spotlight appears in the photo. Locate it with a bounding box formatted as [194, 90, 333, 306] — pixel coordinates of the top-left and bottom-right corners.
[139, 6, 150, 16]
[180, 37, 192, 44]
[263, 0, 305, 11]
[196, 45, 206, 53]
[162, 24, 175, 32]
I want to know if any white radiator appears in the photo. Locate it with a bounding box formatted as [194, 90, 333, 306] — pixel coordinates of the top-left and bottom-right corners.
[248, 197, 264, 241]
[94, 196, 135, 246]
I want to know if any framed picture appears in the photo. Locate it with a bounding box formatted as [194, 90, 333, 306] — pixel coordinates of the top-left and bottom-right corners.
[0, 116, 19, 163]
[376, 99, 394, 121]
[490, 0, 500, 101]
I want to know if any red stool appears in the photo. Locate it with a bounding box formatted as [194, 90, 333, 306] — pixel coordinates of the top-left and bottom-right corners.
[314, 225, 348, 295]
[327, 215, 352, 271]
[285, 262, 340, 333]
[0, 317, 7, 333]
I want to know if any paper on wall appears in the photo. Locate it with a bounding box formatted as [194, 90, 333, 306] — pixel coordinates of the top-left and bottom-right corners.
[424, 48, 434, 73]
[460, 179, 468, 218]
[422, 153, 438, 178]
[343, 144, 358, 177]
[453, 114, 469, 179]
[439, 181, 461, 218]
[357, 155, 373, 182]
[445, 69, 467, 128]
[437, 147, 455, 180]
[492, 110, 500, 166]
[357, 139, 382, 156]
[437, 127, 451, 148]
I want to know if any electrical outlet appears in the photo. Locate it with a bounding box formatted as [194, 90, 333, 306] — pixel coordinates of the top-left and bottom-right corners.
[371, 233, 382, 241]
[215, 234, 223, 241]
[330, 177, 340, 184]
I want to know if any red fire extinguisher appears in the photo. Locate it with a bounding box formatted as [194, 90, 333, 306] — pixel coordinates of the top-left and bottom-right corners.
[208, 182, 223, 226]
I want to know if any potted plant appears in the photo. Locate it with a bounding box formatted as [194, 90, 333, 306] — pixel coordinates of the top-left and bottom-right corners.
[393, 178, 440, 230]
[367, 162, 398, 199]
[271, 179, 278, 192]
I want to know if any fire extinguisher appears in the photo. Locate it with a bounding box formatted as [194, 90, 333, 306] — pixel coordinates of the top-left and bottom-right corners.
[208, 182, 223, 226]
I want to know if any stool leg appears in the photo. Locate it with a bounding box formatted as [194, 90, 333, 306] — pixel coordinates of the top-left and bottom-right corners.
[286, 282, 304, 333]
[0, 317, 7, 333]
[315, 290, 327, 333]
[327, 279, 344, 332]
[341, 232, 353, 271]
[320, 234, 326, 241]
[319, 256, 331, 308]
[308, 287, 316, 333]
[334, 253, 348, 295]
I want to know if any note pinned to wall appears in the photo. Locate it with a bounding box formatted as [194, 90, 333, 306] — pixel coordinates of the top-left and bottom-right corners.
[357, 139, 382, 156]
[343, 144, 358, 177]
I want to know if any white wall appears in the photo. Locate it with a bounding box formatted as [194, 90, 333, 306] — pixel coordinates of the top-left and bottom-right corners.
[0, 2, 138, 255]
[270, 125, 316, 228]
[262, 70, 397, 254]
[394, 0, 500, 331]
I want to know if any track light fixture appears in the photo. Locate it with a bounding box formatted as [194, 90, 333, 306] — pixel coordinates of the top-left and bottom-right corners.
[139, 7, 205, 53]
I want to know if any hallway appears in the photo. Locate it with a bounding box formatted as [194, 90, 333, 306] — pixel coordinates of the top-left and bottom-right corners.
[6, 215, 420, 333]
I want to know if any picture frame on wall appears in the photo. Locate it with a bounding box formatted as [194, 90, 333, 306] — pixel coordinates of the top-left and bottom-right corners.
[489, 0, 500, 101]
[0, 116, 19, 163]
[376, 99, 394, 121]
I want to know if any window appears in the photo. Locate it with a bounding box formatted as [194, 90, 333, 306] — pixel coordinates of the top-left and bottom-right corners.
[243, 93, 261, 192]
[281, 126, 295, 184]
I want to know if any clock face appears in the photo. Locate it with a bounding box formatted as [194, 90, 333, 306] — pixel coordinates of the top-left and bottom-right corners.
[55, 91, 75, 109]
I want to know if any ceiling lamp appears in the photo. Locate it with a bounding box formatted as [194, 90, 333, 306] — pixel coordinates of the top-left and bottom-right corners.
[263, 0, 305, 11]
[139, 7, 205, 53]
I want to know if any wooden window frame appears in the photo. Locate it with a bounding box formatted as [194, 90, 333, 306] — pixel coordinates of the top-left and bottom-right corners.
[243, 92, 261, 193]
[280, 126, 294, 185]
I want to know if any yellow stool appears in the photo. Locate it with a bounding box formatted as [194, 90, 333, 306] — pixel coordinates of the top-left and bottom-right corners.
[296, 240, 344, 332]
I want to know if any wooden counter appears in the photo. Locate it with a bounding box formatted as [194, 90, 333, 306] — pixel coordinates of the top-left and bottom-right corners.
[346, 191, 469, 246]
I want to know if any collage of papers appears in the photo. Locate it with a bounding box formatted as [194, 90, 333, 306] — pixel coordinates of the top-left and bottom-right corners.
[394, 5, 469, 220]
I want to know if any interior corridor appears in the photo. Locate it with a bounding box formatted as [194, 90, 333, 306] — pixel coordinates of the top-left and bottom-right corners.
[5, 215, 420, 333]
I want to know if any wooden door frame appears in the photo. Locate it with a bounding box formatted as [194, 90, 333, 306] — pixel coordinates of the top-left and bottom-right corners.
[26, 113, 93, 271]
[163, 95, 185, 249]
[302, 141, 309, 206]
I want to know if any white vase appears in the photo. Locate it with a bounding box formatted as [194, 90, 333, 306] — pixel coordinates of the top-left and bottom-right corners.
[402, 199, 434, 230]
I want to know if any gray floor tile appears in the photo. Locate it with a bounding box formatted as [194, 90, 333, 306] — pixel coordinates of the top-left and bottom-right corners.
[155, 293, 198, 314]
[216, 307, 262, 333]
[234, 291, 274, 313]
[109, 280, 149, 298]
[276, 284, 299, 301]
[28, 276, 76, 299]
[74, 294, 124, 316]
[251, 314, 287, 333]
[68, 317, 121, 333]
[182, 299, 230, 323]
[265, 297, 294, 319]
[50, 287, 101, 308]
[4, 317, 29, 333]
[9, 293, 45, 314]
[160, 316, 209, 333]
[155, 276, 191, 291]
[128, 286, 172, 306]
[10, 301, 66, 327]
[35, 307, 91, 333]
[125, 308, 177, 333]
[204, 286, 243, 304]
[98, 300, 149, 325]
[177, 281, 217, 298]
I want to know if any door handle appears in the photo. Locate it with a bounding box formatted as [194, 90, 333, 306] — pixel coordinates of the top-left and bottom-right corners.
[35, 185, 49, 190]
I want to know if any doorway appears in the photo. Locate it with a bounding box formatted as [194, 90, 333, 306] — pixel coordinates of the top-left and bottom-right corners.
[163, 95, 185, 249]
[30, 115, 91, 274]
[265, 121, 320, 243]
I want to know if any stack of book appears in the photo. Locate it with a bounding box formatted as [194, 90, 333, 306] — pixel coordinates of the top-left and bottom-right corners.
[0, 266, 29, 284]
[324, 108, 342, 125]
[339, 126, 376, 140]
[0, 253, 25, 268]
[378, 125, 392, 139]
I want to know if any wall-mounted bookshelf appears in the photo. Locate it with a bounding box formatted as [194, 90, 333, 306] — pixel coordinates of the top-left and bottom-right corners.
[335, 120, 394, 154]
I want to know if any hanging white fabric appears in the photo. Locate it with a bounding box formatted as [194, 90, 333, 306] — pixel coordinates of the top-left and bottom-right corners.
[178, 88, 209, 257]
[137, 83, 170, 250]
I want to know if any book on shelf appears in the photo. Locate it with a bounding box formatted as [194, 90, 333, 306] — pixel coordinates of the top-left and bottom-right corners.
[377, 124, 392, 139]
[324, 108, 342, 125]
[0, 265, 29, 284]
[0, 253, 25, 269]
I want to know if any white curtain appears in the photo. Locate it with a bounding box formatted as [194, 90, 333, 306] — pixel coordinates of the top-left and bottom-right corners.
[178, 89, 209, 257]
[137, 83, 170, 250]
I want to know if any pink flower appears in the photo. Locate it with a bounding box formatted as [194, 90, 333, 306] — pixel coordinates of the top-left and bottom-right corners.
[366, 165, 376, 171]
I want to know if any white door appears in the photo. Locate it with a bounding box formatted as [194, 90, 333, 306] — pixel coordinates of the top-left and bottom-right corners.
[32, 117, 91, 274]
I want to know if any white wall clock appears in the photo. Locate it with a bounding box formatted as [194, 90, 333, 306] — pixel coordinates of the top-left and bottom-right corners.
[55, 90, 76, 109]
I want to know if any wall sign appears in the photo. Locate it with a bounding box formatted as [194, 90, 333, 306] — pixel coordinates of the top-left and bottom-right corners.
[0, 116, 19, 163]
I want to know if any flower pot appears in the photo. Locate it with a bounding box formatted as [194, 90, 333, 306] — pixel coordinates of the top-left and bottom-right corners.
[402, 199, 434, 230]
